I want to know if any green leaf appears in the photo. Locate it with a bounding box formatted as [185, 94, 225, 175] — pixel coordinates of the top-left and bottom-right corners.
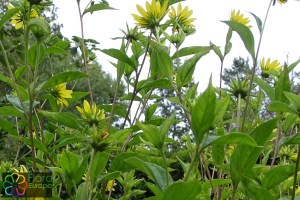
[210, 42, 224, 61]
[137, 78, 172, 93]
[230, 118, 278, 187]
[162, 181, 202, 200]
[288, 59, 300, 73]
[99, 104, 127, 118]
[253, 76, 275, 101]
[191, 79, 216, 145]
[275, 68, 291, 103]
[150, 42, 173, 79]
[249, 12, 263, 34]
[137, 123, 162, 149]
[83, 3, 116, 15]
[171, 46, 211, 59]
[101, 48, 136, 69]
[90, 152, 109, 185]
[125, 157, 173, 191]
[145, 103, 159, 121]
[282, 113, 298, 133]
[0, 7, 20, 29]
[223, 21, 255, 60]
[176, 49, 210, 88]
[268, 101, 299, 116]
[53, 135, 84, 150]
[279, 133, 300, 147]
[75, 183, 88, 200]
[60, 150, 80, 176]
[28, 44, 45, 69]
[28, 18, 50, 38]
[36, 71, 87, 93]
[45, 47, 67, 55]
[0, 118, 17, 135]
[38, 111, 83, 130]
[200, 133, 258, 150]
[108, 129, 132, 145]
[14, 66, 27, 80]
[241, 176, 275, 200]
[284, 92, 300, 110]
[0, 106, 23, 117]
[262, 164, 296, 189]
[213, 96, 230, 125]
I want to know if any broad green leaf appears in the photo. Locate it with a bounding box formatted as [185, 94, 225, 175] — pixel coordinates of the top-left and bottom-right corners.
[45, 47, 67, 55]
[268, 101, 299, 116]
[75, 182, 88, 200]
[36, 71, 87, 93]
[90, 152, 109, 185]
[212, 96, 230, 125]
[14, 66, 26, 80]
[116, 40, 126, 83]
[162, 181, 202, 200]
[284, 92, 300, 110]
[137, 78, 172, 93]
[191, 79, 216, 145]
[28, 18, 50, 39]
[125, 157, 173, 191]
[108, 129, 132, 145]
[282, 113, 298, 133]
[101, 48, 136, 69]
[223, 21, 255, 60]
[150, 42, 173, 79]
[28, 44, 45, 69]
[83, 3, 116, 15]
[0, 106, 23, 117]
[253, 76, 275, 101]
[279, 133, 300, 147]
[288, 59, 300, 73]
[275, 68, 291, 103]
[171, 46, 211, 59]
[137, 123, 162, 149]
[95, 171, 121, 186]
[99, 104, 127, 118]
[230, 118, 278, 187]
[200, 133, 257, 150]
[241, 176, 275, 200]
[0, 7, 20, 28]
[145, 182, 163, 199]
[60, 150, 80, 176]
[262, 164, 296, 189]
[53, 136, 84, 150]
[110, 153, 141, 172]
[249, 12, 263, 34]
[38, 111, 83, 131]
[176, 49, 210, 88]
[145, 103, 159, 121]
[0, 118, 17, 135]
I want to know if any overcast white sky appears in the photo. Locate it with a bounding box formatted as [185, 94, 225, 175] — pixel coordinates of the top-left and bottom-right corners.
[52, 0, 300, 91]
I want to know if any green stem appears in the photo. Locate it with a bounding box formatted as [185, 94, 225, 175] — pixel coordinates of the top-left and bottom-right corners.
[183, 147, 199, 182]
[161, 149, 169, 186]
[87, 149, 96, 200]
[76, 0, 94, 103]
[241, 0, 273, 131]
[291, 145, 300, 200]
[236, 93, 242, 132]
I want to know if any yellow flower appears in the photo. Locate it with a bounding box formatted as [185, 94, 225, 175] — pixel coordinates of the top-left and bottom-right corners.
[7, 3, 39, 29]
[105, 180, 117, 192]
[76, 100, 105, 125]
[51, 83, 73, 107]
[169, 3, 196, 30]
[230, 9, 251, 28]
[132, 0, 169, 29]
[260, 58, 282, 78]
[277, 0, 287, 4]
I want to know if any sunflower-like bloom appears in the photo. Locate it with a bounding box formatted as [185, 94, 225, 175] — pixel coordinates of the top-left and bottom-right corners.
[51, 83, 73, 107]
[276, 0, 287, 4]
[7, 3, 39, 29]
[169, 3, 196, 31]
[132, 0, 169, 29]
[226, 78, 251, 99]
[76, 100, 105, 126]
[105, 180, 117, 192]
[230, 9, 251, 28]
[260, 58, 282, 78]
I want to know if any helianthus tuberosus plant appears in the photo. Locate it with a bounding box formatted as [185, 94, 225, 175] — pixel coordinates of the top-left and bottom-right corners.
[1, 0, 300, 199]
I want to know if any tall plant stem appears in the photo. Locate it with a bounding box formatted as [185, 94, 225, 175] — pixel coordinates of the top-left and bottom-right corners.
[120, 33, 152, 152]
[76, 0, 94, 103]
[241, 0, 273, 131]
[219, 60, 224, 98]
[236, 93, 242, 132]
[292, 145, 300, 200]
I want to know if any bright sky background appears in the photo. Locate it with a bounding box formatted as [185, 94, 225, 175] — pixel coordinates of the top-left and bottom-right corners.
[52, 0, 300, 91]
